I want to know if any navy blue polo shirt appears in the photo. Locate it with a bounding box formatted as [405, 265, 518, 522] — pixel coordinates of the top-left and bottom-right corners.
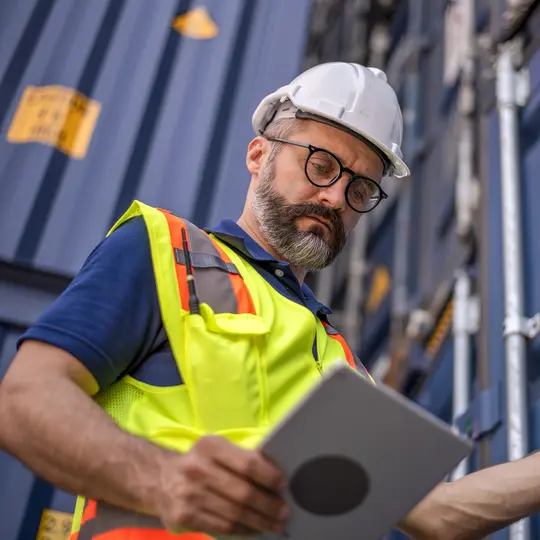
[17, 216, 331, 391]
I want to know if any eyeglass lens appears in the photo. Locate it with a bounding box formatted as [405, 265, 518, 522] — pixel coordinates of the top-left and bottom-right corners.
[306, 150, 381, 212]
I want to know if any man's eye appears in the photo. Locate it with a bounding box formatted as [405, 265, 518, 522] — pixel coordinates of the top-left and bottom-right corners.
[313, 162, 329, 172]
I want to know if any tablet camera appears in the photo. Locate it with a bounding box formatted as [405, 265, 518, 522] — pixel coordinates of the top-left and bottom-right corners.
[289, 455, 370, 516]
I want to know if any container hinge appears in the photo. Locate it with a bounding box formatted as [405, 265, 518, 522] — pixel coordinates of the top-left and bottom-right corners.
[503, 314, 540, 339]
[515, 66, 530, 107]
[455, 382, 503, 441]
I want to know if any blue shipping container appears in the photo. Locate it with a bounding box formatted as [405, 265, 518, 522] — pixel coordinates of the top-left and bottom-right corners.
[350, 0, 540, 538]
[0, 1, 313, 538]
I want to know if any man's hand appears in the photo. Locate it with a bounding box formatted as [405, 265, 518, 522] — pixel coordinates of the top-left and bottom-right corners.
[153, 436, 289, 536]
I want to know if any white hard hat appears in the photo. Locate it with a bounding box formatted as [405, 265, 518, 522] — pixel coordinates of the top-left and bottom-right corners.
[252, 62, 410, 178]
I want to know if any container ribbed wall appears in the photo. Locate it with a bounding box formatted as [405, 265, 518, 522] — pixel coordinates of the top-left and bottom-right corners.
[0, 1, 313, 538]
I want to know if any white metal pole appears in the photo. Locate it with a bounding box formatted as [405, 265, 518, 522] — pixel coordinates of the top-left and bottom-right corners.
[455, 0, 478, 240]
[451, 270, 472, 481]
[497, 42, 530, 540]
[451, 0, 475, 483]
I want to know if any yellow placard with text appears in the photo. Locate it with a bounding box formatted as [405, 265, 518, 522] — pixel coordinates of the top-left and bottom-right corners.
[7, 85, 101, 159]
[36, 508, 73, 540]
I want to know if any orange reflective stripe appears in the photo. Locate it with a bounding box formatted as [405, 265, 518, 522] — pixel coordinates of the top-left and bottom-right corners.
[323, 321, 375, 383]
[77, 501, 216, 540]
[157, 209, 255, 315]
[69, 499, 96, 539]
[211, 240, 256, 315]
[322, 321, 356, 369]
[82, 500, 97, 524]
[72, 527, 213, 540]
[159, 209, 190, 312]
[331, 333, 356, 369]
[87, 529, 212, 539]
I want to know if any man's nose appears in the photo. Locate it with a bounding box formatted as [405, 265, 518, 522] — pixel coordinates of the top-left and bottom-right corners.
[316, 178, 347, 211]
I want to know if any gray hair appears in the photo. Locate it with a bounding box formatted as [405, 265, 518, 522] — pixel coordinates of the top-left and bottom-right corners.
[263, 118, 302, 163]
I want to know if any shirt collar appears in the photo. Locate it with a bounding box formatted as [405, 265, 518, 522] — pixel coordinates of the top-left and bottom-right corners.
[206, 219, 332, 315]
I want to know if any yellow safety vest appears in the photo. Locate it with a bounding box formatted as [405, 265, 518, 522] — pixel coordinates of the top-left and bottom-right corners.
[70, 200, 373, 539]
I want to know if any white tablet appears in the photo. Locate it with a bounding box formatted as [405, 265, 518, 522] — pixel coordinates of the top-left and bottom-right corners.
[254, 363, 473, 540]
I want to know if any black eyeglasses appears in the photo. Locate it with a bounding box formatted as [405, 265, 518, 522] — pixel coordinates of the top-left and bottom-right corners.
[267, 137, 388, 213]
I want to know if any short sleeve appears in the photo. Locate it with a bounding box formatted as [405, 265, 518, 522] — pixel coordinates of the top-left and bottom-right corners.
[17, 216, 162, 391]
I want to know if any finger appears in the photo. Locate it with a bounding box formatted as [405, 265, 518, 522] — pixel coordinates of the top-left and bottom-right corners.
[187, 508, 258, 536]
[162, 497, 256, 537]
[177, 445, 288, 528]
[212, 442, 285, 493]
[206, 460, 289, 524]
[202, 484, 288, 534]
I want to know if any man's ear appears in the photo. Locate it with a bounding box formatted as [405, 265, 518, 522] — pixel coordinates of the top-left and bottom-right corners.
[246, 136, 269, 176]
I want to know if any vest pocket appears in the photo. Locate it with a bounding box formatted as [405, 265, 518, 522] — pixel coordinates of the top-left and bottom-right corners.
[180, 303, 270, 434]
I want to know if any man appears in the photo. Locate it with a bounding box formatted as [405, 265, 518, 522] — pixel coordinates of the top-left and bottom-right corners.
[0, 62, 539, 540]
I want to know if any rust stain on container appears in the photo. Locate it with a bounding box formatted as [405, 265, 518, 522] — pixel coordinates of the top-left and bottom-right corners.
[7, 85, 101, 159]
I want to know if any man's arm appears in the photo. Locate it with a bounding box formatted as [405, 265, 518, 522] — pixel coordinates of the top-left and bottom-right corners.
[399, 453, 540, 540]
[0, 340, 170, 513]
[0, 218, 168, 513]
[0, 341, 288, 534]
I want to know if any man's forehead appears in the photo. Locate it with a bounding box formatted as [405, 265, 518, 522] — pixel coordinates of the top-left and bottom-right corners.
[297, 121, 384, 176]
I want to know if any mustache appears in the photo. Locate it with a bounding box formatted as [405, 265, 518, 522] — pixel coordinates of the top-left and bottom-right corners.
[283, 203, 343, 231]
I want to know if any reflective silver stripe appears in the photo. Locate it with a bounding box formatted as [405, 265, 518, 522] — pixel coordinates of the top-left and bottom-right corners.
[182, 220, 238, 314]
[78, 503, 164, 539]
[355, 355, 367, 372]
[174, 248, 239, 274]
[324, 324, 339, 336]
[324, 324, 367, 373]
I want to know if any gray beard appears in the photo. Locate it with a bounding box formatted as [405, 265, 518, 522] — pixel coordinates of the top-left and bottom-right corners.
[251, 163, 346, 272]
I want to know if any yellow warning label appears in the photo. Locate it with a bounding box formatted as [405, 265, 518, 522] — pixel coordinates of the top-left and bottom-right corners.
[7, 85, 101, 159]
[36, 509, 73, 540]
[365, 266, 391, 314]
[172, 7, 219, 40]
